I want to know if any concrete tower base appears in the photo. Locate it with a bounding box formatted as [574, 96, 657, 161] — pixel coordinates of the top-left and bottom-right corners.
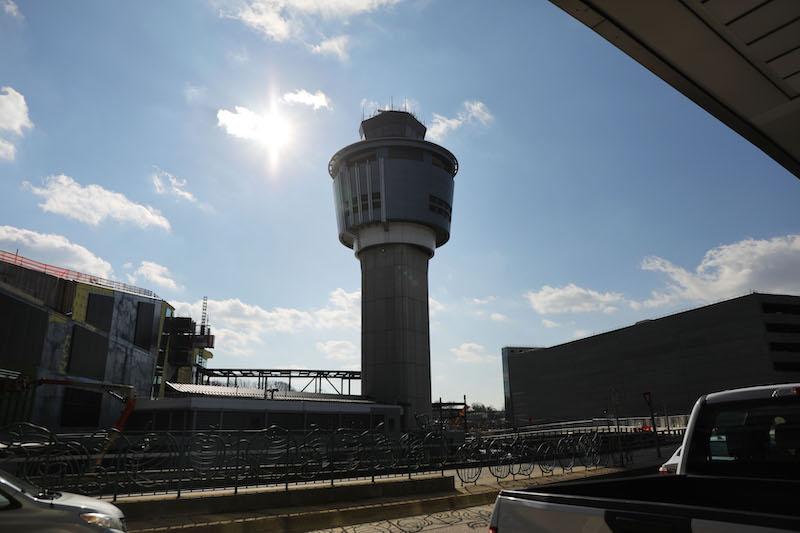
[359, 243, 432, 429]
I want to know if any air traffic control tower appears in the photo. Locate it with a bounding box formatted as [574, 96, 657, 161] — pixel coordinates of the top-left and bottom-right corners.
[328, 110, 458, 428]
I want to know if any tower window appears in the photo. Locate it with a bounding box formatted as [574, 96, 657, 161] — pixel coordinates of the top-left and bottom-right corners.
[770, 342, 800, 353]
[431, 153, 455, 174]
[428, 195, 452, 221]
[388, 147, 423, 161]
[763, 303, 800, 315]
[774, 362, 800, 372]
[765, 323, 800, 334]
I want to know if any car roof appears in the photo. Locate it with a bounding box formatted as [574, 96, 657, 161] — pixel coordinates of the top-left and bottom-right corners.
[705, 383, 800, 404]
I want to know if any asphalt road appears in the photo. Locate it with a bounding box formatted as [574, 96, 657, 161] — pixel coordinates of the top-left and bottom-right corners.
[311, 504, 494, 533]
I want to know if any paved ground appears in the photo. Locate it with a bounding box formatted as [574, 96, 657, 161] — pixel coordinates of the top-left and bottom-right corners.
[310, 504, 494, 533]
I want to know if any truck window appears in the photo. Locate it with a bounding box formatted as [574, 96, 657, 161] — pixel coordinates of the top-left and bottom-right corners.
[687, 398, 800, 479]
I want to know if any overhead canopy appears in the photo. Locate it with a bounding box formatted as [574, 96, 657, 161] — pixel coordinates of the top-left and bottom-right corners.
[550, 0, 800, 180]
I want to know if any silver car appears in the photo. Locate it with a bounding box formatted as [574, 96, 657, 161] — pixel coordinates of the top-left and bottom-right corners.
[0, 469, 126, 532]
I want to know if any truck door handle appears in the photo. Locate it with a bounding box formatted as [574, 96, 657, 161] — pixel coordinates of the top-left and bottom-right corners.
[605, 511, 691, 533]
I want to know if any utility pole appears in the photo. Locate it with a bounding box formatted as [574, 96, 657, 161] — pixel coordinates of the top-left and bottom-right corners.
[610, 388, 624, 466]
[463, 394, 468, 435]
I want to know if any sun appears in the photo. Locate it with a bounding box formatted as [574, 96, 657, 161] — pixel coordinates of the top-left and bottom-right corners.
[217, 103, 292, 158]
[253, 109, 290, 151]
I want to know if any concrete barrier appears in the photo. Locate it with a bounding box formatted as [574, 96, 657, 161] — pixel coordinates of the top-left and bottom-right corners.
[120, 475, 455, 523]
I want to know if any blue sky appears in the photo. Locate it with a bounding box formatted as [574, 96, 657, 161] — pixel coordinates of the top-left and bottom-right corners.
[2, 0, 799, 408]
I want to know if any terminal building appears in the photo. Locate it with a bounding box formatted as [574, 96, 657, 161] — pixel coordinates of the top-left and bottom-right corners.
[128, 380, 402, 432]
[502, 293, 800, 426]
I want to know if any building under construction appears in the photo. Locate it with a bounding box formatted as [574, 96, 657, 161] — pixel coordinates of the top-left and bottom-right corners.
[0, 251, 214, 431]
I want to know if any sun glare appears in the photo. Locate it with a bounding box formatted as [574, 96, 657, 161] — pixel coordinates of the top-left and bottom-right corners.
[217, 104, 292, 159]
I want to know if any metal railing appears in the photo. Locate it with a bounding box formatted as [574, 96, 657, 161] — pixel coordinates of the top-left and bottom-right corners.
[482, 415, 689, 440]
[0, 423, 682, 500]
[0, 250, 159, 300]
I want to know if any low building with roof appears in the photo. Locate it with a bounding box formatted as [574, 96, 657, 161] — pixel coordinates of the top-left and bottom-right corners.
[128, 380, 403, 432]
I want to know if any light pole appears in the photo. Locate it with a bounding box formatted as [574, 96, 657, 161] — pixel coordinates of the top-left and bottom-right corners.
[642, 391, 662, 459]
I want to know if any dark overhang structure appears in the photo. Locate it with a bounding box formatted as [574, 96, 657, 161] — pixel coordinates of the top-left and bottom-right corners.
[195, 367, 361, 396]
[550, 0, 800, 180]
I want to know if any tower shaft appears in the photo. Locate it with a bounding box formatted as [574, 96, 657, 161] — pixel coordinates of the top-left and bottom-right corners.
[328, 110, 458, 430]
[360, 243, 432, 428]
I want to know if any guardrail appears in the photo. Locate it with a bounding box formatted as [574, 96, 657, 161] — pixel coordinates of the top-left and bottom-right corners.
[0, 250, 159, 300]
[481, 415, 689, 437]
[0, 423, 682, 500]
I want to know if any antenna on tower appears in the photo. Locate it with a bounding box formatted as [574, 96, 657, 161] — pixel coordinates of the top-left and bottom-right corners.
[200, 296, 208, 335]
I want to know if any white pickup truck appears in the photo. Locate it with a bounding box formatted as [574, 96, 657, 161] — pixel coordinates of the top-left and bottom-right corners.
[489, 383, 800, 532]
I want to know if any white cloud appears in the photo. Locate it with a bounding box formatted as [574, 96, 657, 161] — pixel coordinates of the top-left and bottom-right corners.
[360, 98, 380, 116]
[309, 35, 350, 61]
[429, 296, 444, 316]
[127, 261, 180, 291]
[316, 340, 358, 361]
[0, 87, 32, 135]
[525, 235, 800, 319]
[291, 0, 400, 18]
[282, 89, 331, 110]
[225, 0, 293, 41]
[0, 139, 14, 161]
[463, 101, 493, 124]
[217, 105, 291, 149]
[0, 225, 113, 278]
[489, 312, 508, 322]
[0, 86, 33, 160]
[451, 342, 495, 364]
[151, 168, 208, 209]
[314, 288, 361, 328]
[541, 319, 560, 328]
[470, 296, 496, 305]
[184, 83, 207, 103]
[172, 288, 360, 358]
[427, 100, 493, 141]
[172, 298, 312, 357]
[359, 97, 419, 118]
[525, 283, 624, 314]
[221, 0, 399, 59]
[2, 0, 21, 20]
[227, 47, 250, 64]
[427, 114, 462, 141]
[635, 234, 800, 308]
[572, 329, 590, 339]
[24, 175, 171, 231]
